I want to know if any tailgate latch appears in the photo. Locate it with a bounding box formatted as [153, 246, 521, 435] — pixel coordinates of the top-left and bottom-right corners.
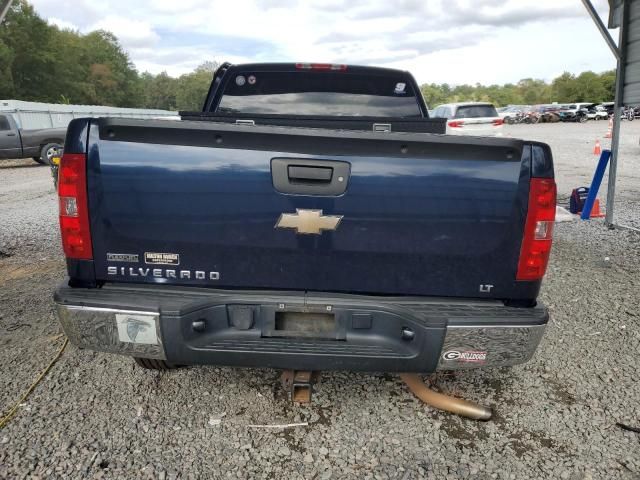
[373, 123, 392, 132]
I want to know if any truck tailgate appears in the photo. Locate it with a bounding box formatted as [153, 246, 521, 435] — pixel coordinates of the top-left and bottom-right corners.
[86, 118, 536, 300]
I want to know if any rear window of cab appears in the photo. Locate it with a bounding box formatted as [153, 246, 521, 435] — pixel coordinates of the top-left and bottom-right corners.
[217, 71, 422, 117]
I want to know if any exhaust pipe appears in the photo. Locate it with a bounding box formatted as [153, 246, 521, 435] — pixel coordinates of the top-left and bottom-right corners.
[400, 373, 493, 421]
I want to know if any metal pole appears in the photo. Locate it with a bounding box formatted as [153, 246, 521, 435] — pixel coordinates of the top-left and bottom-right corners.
[0, 0, 12, 24]
[605, 0, 629, 227]
[580, 0, 620, 60]
[581, 150, 611, 220]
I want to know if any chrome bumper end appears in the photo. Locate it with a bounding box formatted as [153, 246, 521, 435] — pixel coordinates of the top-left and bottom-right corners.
[437, 323, 546, 370]
[56, 305, 166, 360]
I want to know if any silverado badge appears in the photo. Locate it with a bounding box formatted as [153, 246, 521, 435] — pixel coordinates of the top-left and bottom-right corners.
[275, 209, 343, 235]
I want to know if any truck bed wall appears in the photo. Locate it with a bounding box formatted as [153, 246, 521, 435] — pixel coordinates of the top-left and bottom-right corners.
[179, 112, 447, 134]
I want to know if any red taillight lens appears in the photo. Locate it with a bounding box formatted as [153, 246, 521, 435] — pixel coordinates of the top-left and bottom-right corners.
[516, 178, 556, 281]
[295, 63, 347, 71]
[447, 120, 464, 128]
[493, 118, 504, 126]
[58, 153, 92, 259]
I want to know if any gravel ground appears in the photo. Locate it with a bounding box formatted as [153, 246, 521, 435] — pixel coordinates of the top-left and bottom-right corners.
[1, 123, 639, 480]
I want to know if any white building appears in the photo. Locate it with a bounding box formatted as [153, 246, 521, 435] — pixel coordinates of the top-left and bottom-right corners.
[0, 100, 179, 130]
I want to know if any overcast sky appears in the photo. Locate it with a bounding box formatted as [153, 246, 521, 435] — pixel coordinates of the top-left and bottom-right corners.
[30, 0, 616, 85]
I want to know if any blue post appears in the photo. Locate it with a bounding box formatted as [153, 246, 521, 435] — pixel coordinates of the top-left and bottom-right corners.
[581, 150, 611, 220]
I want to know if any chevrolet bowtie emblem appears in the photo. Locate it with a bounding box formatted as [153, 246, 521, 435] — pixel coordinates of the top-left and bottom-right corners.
[275, 209, 343, 235]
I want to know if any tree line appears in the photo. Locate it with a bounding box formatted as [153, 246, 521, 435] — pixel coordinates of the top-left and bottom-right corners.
[1, 1, 616, 112]
[0, 1, 216, 111]
[420, 71, 616, 109]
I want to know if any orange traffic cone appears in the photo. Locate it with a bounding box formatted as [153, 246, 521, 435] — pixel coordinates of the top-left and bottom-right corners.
[590, 199, 605, 218]
[605, 118, 613, 138]
[579, 198, 605, 219]
[593, 139, 601, 155]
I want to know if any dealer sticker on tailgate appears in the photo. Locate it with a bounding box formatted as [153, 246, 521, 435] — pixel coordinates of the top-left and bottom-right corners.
[144, 252, 180, 265]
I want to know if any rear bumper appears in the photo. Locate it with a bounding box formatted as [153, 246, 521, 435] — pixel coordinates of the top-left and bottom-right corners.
[447, 129, 503, 137]
[54, 282, 548, 373]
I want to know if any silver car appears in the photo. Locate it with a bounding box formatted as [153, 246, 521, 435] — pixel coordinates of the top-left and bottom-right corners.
[431, 102, 504, 136]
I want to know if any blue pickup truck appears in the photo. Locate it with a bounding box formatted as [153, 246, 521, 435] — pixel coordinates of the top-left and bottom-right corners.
[54, 63, 555, 374]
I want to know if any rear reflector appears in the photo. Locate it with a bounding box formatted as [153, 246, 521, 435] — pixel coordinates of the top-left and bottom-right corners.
[516, 178, 556, 281]
[493, 118, 504, 126]
[59, 196, 78, 217]
[58, 153, 92, 260]
[447, 120, 464, 128]
[295, 63, 347, 71]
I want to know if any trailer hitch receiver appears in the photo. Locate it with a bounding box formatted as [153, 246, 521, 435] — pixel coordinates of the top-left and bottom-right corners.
[280, 370, 319, 404]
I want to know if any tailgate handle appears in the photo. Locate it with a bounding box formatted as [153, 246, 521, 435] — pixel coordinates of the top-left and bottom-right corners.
[272, 158, 350, 196]
[288, 165, 332, 183]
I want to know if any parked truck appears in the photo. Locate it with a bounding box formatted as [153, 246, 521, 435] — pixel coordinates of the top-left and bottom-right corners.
[54, 63, 555, 380]
[0, 113, 66, 164]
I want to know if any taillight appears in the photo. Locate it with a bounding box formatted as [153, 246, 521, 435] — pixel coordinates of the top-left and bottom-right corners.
[58, 153, 92, 259]
[295, 63, 347, 71]
[447, 120, 464, 128]
[516, 178, 556, 281]
[493, 118, 504, 126]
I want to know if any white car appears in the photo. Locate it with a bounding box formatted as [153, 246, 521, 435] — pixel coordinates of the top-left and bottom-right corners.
[431, 102, 503, 136]
[562, 102, 595, 114]
[586, 105, 609, 120]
